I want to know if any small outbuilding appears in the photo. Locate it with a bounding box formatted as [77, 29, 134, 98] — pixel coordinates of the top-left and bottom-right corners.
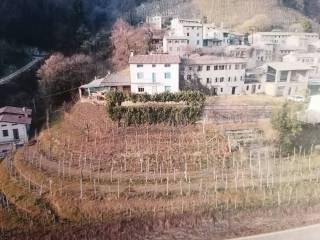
[0, 106, 32, 147]
[79, 69, 131, 103]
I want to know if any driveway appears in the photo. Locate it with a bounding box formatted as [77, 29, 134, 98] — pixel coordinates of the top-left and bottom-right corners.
[229, 224, 320, 240]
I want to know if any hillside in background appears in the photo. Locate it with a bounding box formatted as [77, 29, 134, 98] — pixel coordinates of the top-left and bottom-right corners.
[195, 0, 320, 31]
[137, 0, 320, 32]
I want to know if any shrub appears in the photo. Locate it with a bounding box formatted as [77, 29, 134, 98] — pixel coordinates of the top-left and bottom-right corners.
[271, 102, 302, 153]
[106, 91, 205, 126]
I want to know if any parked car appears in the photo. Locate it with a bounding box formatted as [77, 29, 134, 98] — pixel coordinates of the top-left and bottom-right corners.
[287, 95, 305, 102]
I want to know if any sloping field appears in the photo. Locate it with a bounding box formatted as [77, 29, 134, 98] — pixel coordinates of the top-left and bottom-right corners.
[194, 0, 318, 30]
[3, 102, 320, 239]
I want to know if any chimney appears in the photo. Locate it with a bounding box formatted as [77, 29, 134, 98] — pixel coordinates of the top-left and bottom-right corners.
[22, 107, 27, 117]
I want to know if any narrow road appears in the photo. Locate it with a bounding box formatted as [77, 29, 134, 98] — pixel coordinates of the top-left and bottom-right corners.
[0, 56, 44, 85]
[230, 224, 320, 240]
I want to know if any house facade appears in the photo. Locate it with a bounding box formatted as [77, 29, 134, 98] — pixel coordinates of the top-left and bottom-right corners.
[202, 23, 230, 47]
[249, 32, 319, 46]
[262, 62, 312, 97]
[146, 16, 163, 30]
[129, 54, 181, 94]
[79, 69, 131, 103]
[283, 53, 320, 75]
[0, 107, 32, 146]
[169, 18, 203, 50]
[183, 55, 247, 96]
[163, 35, 190, 56]
[225, 45, 274, 69]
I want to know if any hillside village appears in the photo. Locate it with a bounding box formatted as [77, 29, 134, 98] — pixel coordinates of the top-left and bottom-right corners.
[80, 16, 320, 101]
[4, 10, 320, 240]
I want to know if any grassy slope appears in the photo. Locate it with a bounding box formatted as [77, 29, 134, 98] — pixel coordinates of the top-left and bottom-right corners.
[192, 0, 319, 31]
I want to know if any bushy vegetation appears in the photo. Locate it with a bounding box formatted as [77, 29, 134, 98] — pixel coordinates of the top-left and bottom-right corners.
[271, 103, 303, 153]
[106, 91, 206, 126]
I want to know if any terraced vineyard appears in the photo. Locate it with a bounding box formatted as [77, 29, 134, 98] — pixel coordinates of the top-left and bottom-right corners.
[2, 102, 320, 239]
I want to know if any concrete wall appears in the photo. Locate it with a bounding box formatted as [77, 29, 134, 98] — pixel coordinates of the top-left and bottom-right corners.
[264, 82, 308, 97]
[243, 83, 265, 95]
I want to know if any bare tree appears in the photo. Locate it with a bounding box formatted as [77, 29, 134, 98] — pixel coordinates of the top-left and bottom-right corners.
[111, 18, 152, 71]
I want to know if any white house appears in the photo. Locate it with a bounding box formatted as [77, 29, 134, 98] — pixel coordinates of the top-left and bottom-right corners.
[283, 52, 320, 75]
[262, 62, 312, 97]
[183, 55, 247, 96]
[129, 54, 181, 94]
[249, 32, 319, 46]
[202, 23, 232, 47]
[0, 106, 32, 146]
[169, 18, 203, 50]
[146, 16, 163, 30]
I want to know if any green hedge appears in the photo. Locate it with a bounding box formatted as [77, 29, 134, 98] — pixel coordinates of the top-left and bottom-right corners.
[106, 91, 205, 126]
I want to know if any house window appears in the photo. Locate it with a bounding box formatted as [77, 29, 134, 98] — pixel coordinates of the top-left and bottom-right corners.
[2, 130, 8, 137]
[137, 64, 143, 68]
[258, 85, 261, 89]
[187, 40, 190, 44]
[206, 66, 210, 71]
[165, 86, 171, 92]
[246, 86, 249, 91]
[187, 75, 191, 80]
[234, 77, 237, 82]
[219, 65, 224, 70]
[197, 66, 202, 71]
[197, 40, 200, 45]
[164, 64, 171, 67]
[152, 73, 156, 82]
[215, 78, 218, 83]
[152, 64, 156, 67]
[189, 67, 192, 71]
[241, 64, 246, 69]
[228, 77, 231, 82]
[164, 72, 171, 79]
[220, 77, 224, 82]
[214, 65, 218, 70]
[138, 87, 145, 93]
[235, 64, 239, 70]
[221, 88, 223, 92]
[206, 78, 211, 84]
[187, 33, 190, 36]
[137, 72, 144, 79]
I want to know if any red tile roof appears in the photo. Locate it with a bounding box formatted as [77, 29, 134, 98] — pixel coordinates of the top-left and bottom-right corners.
[0, 106, 32, 125]
[129, 54, 181, 64]
[0, 106, 32, 115]
[0, 114, 32, 125]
